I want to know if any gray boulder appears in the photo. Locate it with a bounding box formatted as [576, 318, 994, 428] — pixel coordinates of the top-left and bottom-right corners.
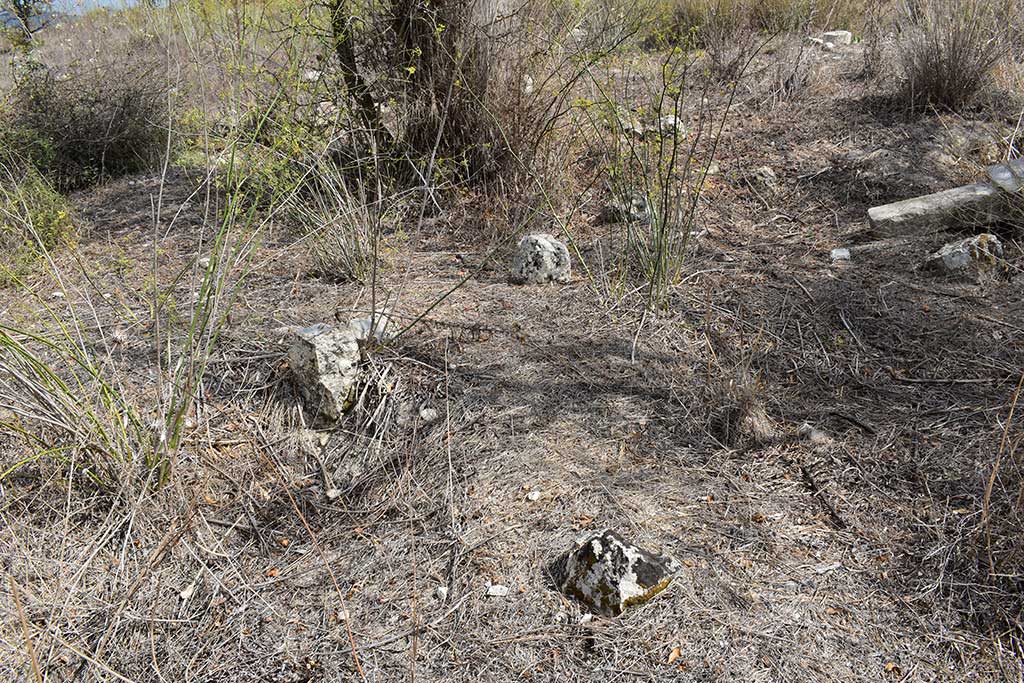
[288, 324, 361, 423]
[924, 233, 1003, 274]
[511, 234, 571, 285]
[601, 192, 651, 225]
[556, 529, 678, 617]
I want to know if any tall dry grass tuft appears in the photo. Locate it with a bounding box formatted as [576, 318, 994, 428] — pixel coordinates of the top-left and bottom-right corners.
[896, 0, 1018, 111]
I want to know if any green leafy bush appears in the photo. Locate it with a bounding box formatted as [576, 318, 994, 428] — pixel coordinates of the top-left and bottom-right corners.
[0, 152, 74, 283]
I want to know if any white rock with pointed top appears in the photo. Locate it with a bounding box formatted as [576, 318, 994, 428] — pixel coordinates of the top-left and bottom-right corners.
[511, 234, 571, 285]
[557, 529, 679, 617]
[288, 324, 361, 423]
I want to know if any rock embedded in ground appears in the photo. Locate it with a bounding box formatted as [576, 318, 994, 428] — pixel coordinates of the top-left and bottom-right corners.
[822, 30, 852, 46]
[511, 234, 571, 285]
[556, 529, 679, 617]
[798, 422, 832, 446]
[830, 247, 851, 263]
[749, 165, 779, 192]
[601, 192, 651, 225]
[347, 312, 391, 344]
[288, 324, 361, 423]
[868, 182, 1002, 236]
[657, 114, 684, 136]
[924, 233, 1003, 274]
[486, 584, 510, 598]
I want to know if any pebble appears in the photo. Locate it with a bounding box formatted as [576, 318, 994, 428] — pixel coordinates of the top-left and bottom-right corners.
[526, 490, 542, 502]
[486, 584, 510, 598]
[434, 586, 448, 600]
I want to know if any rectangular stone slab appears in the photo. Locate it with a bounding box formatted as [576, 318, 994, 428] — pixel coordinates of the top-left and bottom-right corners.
[867, 182, 1002, 235]
[987, 158, 1024, 194]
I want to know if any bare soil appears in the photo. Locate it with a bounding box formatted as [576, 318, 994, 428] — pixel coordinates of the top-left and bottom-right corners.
[2, 46, 1023, 682]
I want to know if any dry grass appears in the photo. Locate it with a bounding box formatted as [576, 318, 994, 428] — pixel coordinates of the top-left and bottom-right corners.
[2, 1, 1024, 681]
[895, 0, 1019, 111]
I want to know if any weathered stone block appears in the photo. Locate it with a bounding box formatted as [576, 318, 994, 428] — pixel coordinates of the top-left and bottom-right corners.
[867, 182, 1002, 235]
[288, 324, 361, 423]
[511, 234, 571, 285]
[924, 233, 1003, 274]
[556, 529, 678, 617]
[822, 30, 853, 46]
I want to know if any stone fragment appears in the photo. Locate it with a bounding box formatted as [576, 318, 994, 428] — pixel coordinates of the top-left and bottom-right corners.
[924, 233, 1003, 274]
[288, 324, 361, 423]
[486, 584, 510, 598]
[433, 586, 448, 600]
[510, 234, 571, 285]
[867, 182, 1002, 236]
[658, 114, 684, 136]
[987, 158, 1024, 194]
[822, 30, 853, 46]
[556, 529, 678, 617]
[347, 312, 391, 344]
[526, 490, 542, 502]
[748, 165, 779, 193]
[830, 247, 851, 263]
[798, 422, 832, 446]
[601, 192, 650, 225]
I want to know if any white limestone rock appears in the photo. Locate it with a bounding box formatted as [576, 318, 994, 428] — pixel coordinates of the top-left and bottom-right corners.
[601, 192, 651, 225]
[556, 529, 679, 617]
[830, 247, 851, 263]
[288, 324, 361, 423]
[822, 30, 853, 46]
[511, 234, 571, 285]
[924, 233, 1003, 274]
[347, 312, 391, 344]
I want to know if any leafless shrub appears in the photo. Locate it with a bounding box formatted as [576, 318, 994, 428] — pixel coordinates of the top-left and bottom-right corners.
[5, 50, 168, 190]
[896, 0, 1017, 111]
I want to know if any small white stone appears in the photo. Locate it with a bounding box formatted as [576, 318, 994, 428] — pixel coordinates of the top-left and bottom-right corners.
[179, 583, 196, 601]
[486, 584, 510, 598]
[925, 233, 1003, 274]
[798, 422, 831, 445]
[419, 406, 439, 423]
[822, 30, 853, 46]
[51, 291, 65, 299]
[831, 248, 851, 262]
[526, 490, 542, 502]
[578, 613, 594, 624]
[434, 586, 449, 600]
[347, 312, 390, 343]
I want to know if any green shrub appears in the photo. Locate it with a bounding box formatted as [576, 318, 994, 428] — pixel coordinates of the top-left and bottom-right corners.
[0, 153, 74, 283]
